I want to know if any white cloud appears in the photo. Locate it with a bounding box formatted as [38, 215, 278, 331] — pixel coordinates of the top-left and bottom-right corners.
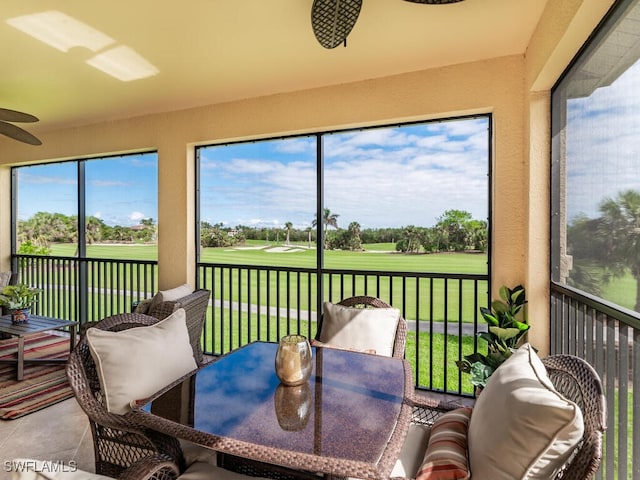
[129, 211, 146, 222]
[200, 117, 489, 229]
[91, 179, 129, 187]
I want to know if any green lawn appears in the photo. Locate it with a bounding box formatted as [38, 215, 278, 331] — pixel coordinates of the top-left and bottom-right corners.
[201, 240, 488, 274]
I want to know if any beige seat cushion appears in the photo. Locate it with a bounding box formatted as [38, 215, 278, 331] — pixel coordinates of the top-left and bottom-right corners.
[318, 301, 400, 357]
[86, 308, 197, 414]
[467, 343, 584, 479]
[391, 423, 432, 478]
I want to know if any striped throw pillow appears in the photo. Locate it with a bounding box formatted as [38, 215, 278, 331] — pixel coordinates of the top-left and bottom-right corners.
[416, 407, 472, 480]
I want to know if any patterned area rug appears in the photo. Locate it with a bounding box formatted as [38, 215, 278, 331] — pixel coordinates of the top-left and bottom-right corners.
[0, 332, 74, 420]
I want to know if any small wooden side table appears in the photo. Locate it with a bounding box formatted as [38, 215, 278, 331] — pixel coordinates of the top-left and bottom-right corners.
[0, 315, 77, 380]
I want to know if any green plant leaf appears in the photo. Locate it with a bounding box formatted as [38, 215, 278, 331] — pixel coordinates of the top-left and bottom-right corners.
[480, 307, 499, 326]
[491, 300, 508, 314]
[488, 325, 522, 340]
[499, 285, 510, 303]
[512, 320, 530, 332]
[470, 362, 494, 387]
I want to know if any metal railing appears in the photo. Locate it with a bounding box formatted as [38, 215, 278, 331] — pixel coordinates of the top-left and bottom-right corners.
[197, 262, 488, 395]
[13, 254, 157, 324]
[12, 254, 488, 396]
[551, 282, 639, 480]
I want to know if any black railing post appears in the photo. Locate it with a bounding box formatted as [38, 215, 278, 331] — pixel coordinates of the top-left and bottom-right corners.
[316, 134, 324, 321]
[77, 161, 88, 326]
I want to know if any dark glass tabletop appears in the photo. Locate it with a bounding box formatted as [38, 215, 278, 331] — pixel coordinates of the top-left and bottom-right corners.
[192, 342, 407, 463]
[135, 341, 412, 478]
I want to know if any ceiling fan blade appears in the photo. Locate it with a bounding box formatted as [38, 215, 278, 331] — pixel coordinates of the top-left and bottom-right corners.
[311, 0, 363, 49]
[0, 121, 42, 145]
[403, 0, 464, 3]
[0, 107, 39, 123]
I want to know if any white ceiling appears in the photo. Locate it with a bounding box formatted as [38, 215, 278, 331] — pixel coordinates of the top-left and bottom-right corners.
[0, 0, 549, 137]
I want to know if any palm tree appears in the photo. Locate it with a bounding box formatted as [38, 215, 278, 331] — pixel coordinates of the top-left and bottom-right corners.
[305, 226, 313, 248]
[598, 189, 640, 311]
[312, 208, 339, 249]
[347, 221, 362, 251]
[284, 222, 292, 246]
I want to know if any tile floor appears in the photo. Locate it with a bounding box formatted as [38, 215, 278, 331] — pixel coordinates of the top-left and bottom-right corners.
[0, 397, 93, 480]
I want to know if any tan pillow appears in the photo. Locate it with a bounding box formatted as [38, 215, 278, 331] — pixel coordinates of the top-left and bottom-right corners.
[86, 308, 197, 414]
[148, 283, 194, 313]
[318, 302, 399, 357]
[467, 343, 584, 479]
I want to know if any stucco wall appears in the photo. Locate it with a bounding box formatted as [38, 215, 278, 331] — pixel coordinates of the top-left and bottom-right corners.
[0, 0, 615, 350]
[0, 54, 529, 291]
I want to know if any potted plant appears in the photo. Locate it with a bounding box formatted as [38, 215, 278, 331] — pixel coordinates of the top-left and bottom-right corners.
[456, 284, 530, 390]
[0, 283, 42, 324]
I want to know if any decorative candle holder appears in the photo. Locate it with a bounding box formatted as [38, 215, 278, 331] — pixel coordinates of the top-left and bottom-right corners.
[274, 382, 312, 431]
[275, 334, 312, 386]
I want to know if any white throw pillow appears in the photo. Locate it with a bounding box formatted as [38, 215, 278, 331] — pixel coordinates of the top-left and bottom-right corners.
[148, 283, 194, 313]
[86, 308, 197, 414]
[467, 343, 584, 480]
[318, 301, 400, 357]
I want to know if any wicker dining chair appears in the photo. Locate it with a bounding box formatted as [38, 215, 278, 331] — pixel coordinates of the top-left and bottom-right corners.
[394, 353, 606, 480]
[540, 354, 607, 480]
[134, 289, 211, 365]
[66, 313, 185, 479]
[315, 296, 408, 359]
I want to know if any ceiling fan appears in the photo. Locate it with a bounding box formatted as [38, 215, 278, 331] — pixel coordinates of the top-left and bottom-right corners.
[311, 0, 465, 49]
[0, 108, 42, 145]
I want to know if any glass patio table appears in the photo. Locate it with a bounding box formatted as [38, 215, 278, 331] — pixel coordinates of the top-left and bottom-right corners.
[131, 341, 413, 479]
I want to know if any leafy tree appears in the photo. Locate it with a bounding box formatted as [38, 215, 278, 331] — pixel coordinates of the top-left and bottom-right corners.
[567, 215, 609, 295]
[17, 240, 51, 256]
[435, 209, 473, 251]
[396, 225, 423, 253]
[567, 190, 640, 310]
[329, 222, 363, 251]
[467, 219, 488, 251]
[598, 189, 640, 311]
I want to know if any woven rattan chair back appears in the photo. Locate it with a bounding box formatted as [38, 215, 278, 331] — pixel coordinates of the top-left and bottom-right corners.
[542, 354, 606, 480]
[315, 295, 408, 359]
[66, 313, 184, 479]
[142, 289, 210, 366]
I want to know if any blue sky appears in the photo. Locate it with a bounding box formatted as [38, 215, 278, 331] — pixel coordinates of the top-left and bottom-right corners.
[199, 117, 490, 230]
[565, 61, 640, 222]
[17, 153, 158, 227]
[16, 117, 489, 230]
